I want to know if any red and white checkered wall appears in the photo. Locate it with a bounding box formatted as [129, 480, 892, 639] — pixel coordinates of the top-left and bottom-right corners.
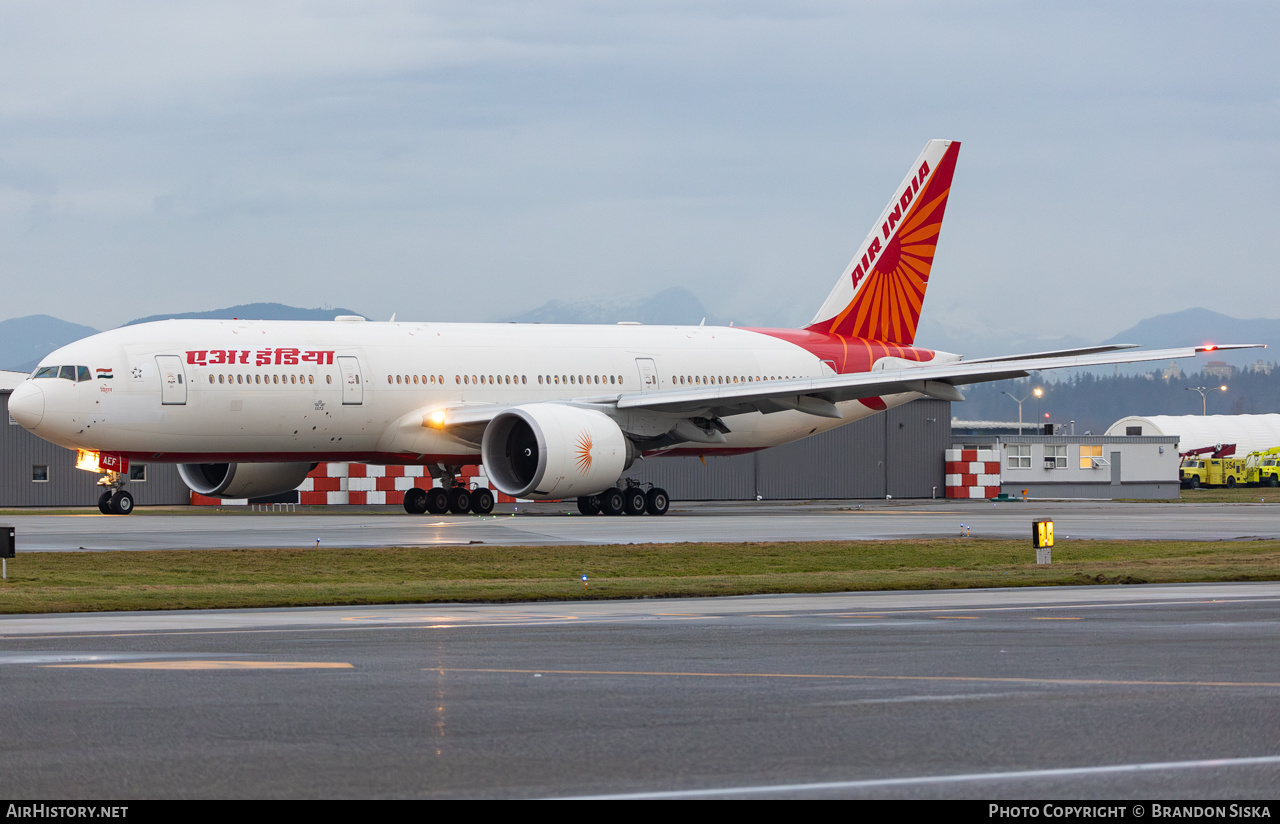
[944, 448, 1001, 499]
[191, 463, 516, 506]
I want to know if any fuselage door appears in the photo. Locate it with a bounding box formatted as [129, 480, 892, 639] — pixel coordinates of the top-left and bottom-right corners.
[338, 356, 364, 405]
[156, 355, 187, 405]
[635, 358, 659, 392]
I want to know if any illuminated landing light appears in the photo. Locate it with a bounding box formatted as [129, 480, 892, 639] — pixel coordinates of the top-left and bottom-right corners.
[75, 449, 101, 473]
[426, 410, 447, 429]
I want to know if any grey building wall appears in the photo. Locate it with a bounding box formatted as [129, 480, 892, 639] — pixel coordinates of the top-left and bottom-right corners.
[953, 434, 1182, 501]
[625, 399, 951, 500]
[2, 391, 189, 507]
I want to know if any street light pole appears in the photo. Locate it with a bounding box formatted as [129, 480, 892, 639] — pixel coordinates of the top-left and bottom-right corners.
[1186, 385, 1228, 416]
[1002, 387, 1043, 434]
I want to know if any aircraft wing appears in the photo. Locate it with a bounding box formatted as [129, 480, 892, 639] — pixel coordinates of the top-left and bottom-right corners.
[612, 344, 1264, 419]
[420, 343, 1262, 437]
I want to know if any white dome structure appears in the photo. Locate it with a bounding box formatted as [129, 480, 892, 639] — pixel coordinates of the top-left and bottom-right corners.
[1106, 414, 1280, 455]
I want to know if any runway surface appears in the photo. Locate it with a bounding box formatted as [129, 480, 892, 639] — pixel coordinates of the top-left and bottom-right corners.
[5, 498, 1280, 551]
[1, 583, 1278, 798]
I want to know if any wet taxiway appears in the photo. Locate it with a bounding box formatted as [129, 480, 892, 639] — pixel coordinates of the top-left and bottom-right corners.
[5, 498, 1280, 552]
[1, 583, 1278, 798]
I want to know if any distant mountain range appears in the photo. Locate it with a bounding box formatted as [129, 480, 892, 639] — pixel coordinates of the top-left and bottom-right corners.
[0, 303, 362, 372]
[1102, 308, 1277, 365]
[503, 286, 725, 327]
[123, 303, 363, 327]
[0, 315, 101, 374]
[2, 298, 1275, 374]
[917, 308, 1277, 369]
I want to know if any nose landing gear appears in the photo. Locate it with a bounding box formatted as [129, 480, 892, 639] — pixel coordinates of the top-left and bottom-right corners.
[96, 472, 135, 515]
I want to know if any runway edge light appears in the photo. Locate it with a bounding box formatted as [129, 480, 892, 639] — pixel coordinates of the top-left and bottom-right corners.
[1033, 520, 1053, 565]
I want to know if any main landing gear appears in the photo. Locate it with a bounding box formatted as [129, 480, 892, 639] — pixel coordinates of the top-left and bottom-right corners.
[577, 482, 669, 516]
[403, 483, 495, 516]
[96, 472, 135, 515]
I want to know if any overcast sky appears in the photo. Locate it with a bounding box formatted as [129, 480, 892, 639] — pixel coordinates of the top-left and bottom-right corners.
[1, 1, 1275, 348]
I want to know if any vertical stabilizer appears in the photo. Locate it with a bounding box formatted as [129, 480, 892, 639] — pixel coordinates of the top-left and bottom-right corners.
[807, 140, 960, 343]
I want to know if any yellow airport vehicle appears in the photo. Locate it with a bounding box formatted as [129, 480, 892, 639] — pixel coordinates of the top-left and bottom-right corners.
[1243, 446, 1280, 487]
[1180, 455, 1248, 489]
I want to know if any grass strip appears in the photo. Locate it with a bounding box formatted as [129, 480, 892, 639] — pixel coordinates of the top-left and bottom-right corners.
[1, 539, 1279, 614]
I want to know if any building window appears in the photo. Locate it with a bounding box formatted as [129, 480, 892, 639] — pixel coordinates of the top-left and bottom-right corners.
[1044, 445, 1067, 469]
[1007, 444, 1031, 469]
[130, 465, 147, 482]
[1080, 445, 1104, 469]
[32, 465, 49, 482]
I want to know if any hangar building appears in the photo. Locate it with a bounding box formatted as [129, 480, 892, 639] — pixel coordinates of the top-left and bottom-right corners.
[1106, 414, 1280, 455]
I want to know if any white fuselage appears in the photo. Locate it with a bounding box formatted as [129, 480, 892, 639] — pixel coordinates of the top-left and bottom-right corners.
[14, 318, 932, 465]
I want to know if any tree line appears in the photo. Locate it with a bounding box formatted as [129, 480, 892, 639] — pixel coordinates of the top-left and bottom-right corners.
[957, 367, 1280, 434]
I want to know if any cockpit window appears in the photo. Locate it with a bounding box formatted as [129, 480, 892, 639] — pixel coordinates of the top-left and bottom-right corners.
[33, 365, 92, 381]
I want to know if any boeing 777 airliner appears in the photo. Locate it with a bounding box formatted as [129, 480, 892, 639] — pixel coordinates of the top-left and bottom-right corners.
[7, 140, 1259, 515]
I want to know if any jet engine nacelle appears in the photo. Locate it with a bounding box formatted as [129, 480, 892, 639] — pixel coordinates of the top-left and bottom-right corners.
[177, 462, 314, 499]
[482, 404, 634, 500]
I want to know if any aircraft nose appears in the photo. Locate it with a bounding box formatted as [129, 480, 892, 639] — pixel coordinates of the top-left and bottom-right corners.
[8, 382, 45, 429]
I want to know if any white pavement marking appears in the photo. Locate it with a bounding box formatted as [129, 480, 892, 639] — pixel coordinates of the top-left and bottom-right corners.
[565, 754, 1280, 799]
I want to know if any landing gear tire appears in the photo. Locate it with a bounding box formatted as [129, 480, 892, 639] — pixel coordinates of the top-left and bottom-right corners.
[448, 487, 472, 514]
[403, 487, 429, 514]
[98, 491, 114, 514]
[470, 488, 495, 515]
[645, 487, 670, 516]
[424, 487, 450, 514]
[599, 487, 625, 516]
[577, 495, 601, 515]
[622, 487, 648, 516]
[110, 490, 134, 515]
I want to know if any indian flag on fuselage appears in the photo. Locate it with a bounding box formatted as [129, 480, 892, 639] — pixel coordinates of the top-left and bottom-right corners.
[807, 139, 960, 345]
[96, 368, 113, 379]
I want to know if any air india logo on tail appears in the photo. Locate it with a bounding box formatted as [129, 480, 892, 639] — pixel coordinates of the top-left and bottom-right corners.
[574, 432, 594, 474]
[807, 140, 960, 345]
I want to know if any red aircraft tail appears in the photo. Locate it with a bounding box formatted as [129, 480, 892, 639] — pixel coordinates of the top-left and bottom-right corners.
[806, 140, 960, 344]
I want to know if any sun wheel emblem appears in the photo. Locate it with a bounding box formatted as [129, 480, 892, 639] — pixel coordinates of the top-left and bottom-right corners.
[574, 432, 594, 474]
